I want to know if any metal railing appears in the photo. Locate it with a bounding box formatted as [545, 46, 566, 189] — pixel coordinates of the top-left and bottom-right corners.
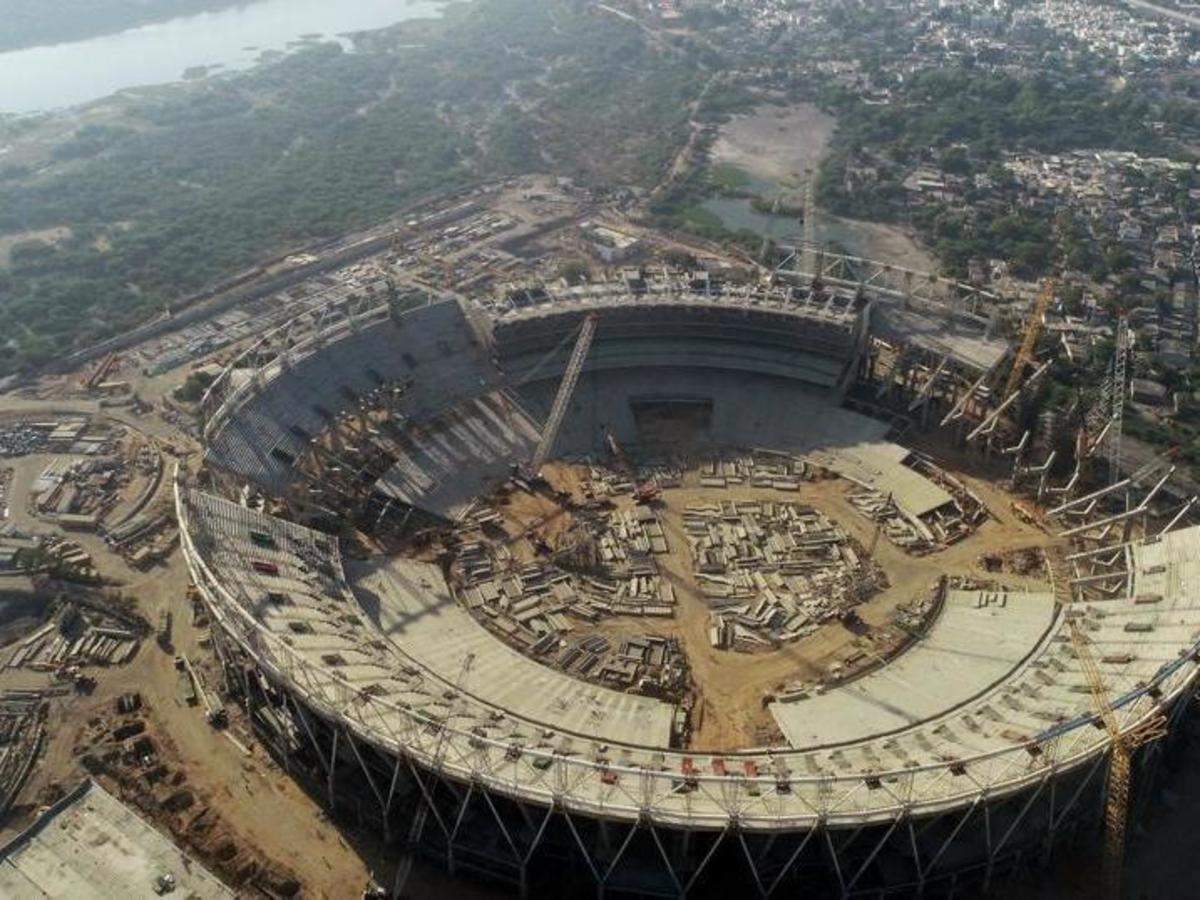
[174, 476, 1199, 830]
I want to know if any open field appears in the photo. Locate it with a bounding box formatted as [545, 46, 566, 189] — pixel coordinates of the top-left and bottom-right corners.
[818, 212, 940, 273]
[708, 102, 837, 195]
[702, 101, 937, 273]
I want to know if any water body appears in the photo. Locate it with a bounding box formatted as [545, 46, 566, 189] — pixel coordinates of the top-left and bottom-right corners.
[0, 0, 445, 114]
[700, 196, 800, 242]
[701, 193, 937, 271]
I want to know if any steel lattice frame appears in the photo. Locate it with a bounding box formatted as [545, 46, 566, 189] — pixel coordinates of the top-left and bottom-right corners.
[182, 254, 1200, 898]
[197, 577, 1192, 899]
[176, 472, 1200, 898]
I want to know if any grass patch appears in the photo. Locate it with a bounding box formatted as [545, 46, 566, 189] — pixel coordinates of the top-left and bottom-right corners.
[708, 162, 754, 193]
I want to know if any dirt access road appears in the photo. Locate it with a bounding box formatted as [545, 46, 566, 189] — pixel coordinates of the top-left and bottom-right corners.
[0, 542, 382, 898]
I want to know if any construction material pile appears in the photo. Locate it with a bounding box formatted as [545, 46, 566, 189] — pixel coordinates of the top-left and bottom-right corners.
[684, 501, 874, 651]
[0, 691, 46, 818]
[695, 455, 808, 490]
[538, 633, 688, 695]
[596, 505, 669, 562]
[5, 598, 143, 671]
[451, 496, 682, 692]
[846, 489, 934, 552]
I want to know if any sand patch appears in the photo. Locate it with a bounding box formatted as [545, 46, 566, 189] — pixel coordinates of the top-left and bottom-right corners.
[709, 102, 836, 192]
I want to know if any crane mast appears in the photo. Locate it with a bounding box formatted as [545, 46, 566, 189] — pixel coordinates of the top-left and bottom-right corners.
[530, 314, 598, 473]
[1108, 317, 1129, 484]
[1067, 617, 1165, 899]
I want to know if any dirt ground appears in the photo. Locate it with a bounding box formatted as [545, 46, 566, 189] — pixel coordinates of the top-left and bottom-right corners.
[0, 226, 73, 267]
[709, 102, 836, 191]
[818, 212, 941, 274]
[0, 411, 379, 896]
[0, 543, 386, 898]
[581, 461, 1059, 751]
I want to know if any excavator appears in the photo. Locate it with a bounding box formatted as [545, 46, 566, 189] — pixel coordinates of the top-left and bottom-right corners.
[606, 429, 661, 503]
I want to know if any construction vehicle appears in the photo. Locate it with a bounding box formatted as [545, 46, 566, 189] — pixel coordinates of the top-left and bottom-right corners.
[605, 429, 633, 474]
[178, 652, 227, 727]
[632, 481, 662, 504]
[602, 428, 660, 502]
[152, 873, 177, 895]
[156, 609, 173, 651]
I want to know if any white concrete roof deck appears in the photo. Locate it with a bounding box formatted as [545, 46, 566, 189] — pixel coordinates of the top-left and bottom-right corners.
[348, 555, 675, 746]
[0, 779, 232, 900]
[179, 476, 1200, 827]
[772, 589, 1058, 746]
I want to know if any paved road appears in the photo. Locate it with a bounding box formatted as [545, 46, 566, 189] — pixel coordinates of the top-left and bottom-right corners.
[1122, 0, 1200, 27]
[0, 397, 179, 441]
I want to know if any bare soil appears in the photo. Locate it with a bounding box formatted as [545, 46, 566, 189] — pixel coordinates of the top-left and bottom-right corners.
[0, 226, 73, 267]
[819, 213, 941, 273]
[587, 463, 1059, 751]
[709, 102, 836, 190]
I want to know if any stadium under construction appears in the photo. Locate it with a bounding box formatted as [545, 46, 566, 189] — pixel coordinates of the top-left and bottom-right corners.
[180, 253, 1200, 898]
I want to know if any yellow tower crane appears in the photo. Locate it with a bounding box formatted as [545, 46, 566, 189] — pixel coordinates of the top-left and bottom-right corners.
[1067, 617, 1166, 899]
[1003, 278, 1056, 400]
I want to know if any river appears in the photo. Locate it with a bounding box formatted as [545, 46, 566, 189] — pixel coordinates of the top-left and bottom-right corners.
[0, 0, 445, 115]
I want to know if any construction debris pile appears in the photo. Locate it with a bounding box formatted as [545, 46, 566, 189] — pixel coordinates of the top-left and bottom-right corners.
[0, 691, 45, 818]
[75, 706, 301, 896]
[451, 493, 688, 695]
[5, 595, 144, 672]
[685, 501, 878, 651]
[847, 489, 935, 553]
[537, 633, 689, 696]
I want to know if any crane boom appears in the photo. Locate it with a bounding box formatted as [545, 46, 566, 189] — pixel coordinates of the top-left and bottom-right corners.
[530, 314, 598, 472]
[1068, 616, 1165, 899]
[1003, 279, 1055, 400]
[1067, 618, 1127, 898]
[1108, 317, 1129, 484]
